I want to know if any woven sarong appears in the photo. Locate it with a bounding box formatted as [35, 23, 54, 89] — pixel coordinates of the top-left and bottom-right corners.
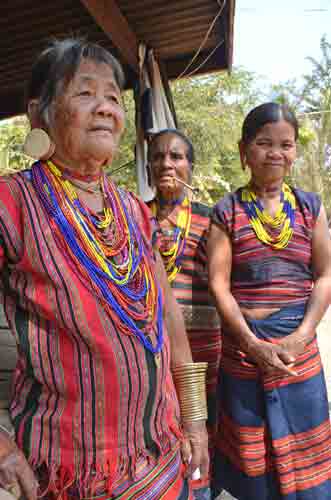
[213, 304, 331, 499]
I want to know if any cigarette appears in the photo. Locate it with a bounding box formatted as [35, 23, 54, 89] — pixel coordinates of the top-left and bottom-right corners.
[173, 176, 199, 193]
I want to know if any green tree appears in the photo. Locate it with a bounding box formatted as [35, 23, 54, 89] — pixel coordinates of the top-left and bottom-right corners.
[267, 37, 331, 215]
[297, 36, 331, 213]
[0, 116, 30, 174]
[0, 67, 261, 207]
[170, 67, 260, 204]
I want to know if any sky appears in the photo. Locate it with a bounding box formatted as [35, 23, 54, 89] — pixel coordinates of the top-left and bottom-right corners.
[233, 0, 331, 85]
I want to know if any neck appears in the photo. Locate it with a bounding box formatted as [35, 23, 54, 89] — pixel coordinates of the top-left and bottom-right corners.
[158, 192, 185, 207]
[249, 179, 284, 199]
[50, 153, 105, 181]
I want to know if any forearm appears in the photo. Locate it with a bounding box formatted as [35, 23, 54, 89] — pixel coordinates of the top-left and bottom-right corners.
[210, 283, 257, 353]
[295, 276, 331, 343]
[294, 203, 331, 345]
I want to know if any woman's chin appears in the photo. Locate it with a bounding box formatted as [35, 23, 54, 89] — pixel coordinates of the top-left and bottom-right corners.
[158, 187, 182, 201]
[80, 148, 115, 167]
[85, 138, 119, 161]
[158, 180, 175, 191]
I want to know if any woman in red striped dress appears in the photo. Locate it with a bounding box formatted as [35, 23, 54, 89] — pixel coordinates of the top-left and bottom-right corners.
[147, 130, 222, 499]
[0, 39, 209, 500]
[208, 102, 331, 499]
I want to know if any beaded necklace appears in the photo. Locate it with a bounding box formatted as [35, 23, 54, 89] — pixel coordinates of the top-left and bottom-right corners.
[150, 196, 192, 282]
[241, 182, 296, 249]
[31, 161, 163, 354]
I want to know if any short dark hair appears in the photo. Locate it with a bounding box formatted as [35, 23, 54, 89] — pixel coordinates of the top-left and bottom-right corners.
[26, 38, 125, 126]
[148, 129, 195, 168]
[241, 102, 299, 144]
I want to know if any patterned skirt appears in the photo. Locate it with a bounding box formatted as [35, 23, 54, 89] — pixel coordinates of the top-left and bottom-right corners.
[39, 447, 193, 500]
[212, 304, 331, 499]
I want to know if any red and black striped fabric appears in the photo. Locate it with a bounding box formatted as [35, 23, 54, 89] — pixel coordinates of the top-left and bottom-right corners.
[212, 187, 321, 309]
[212, 305, 331, 499]
[150, 201, 222, 439]
[0, 168, 190, 500]
[211, 188, 331, 498]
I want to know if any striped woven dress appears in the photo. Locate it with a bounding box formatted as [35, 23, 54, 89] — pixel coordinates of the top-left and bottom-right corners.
[211, 187, 331, 499]
[150, 200, 222, 442]
[0, 167, 193, 500]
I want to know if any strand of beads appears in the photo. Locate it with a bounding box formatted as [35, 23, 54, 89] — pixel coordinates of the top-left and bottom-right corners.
[32, 161, 163, 354]
[150, 197, 192, 282]
[241, 183, 296, 250]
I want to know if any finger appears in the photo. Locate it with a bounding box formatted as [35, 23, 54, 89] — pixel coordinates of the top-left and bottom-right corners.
[277, 360, 297, 376]
[261, 354, 297, 377]
[0, 469, 16, 488]
[6, 481, 22, 499]
[180, 438, 191, 468]
[278, 350, 296, 365]
[198, 451, 210, 479]
[273, 358, 297, 376]
[16, 458, 38, 500]
[188, 444, 201, 477]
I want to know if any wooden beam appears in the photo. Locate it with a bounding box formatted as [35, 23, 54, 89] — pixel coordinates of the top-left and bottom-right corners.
[80, 0, 139, 72]
[226, 0, 235, 71]
[0, 87, 25, 120]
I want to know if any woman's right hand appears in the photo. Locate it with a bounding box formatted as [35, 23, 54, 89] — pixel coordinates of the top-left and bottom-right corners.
[247, 339, 298, 376]
[0, 430, 38, 500]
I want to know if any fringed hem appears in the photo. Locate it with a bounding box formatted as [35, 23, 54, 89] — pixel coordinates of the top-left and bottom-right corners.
[31, 440, 182, 499]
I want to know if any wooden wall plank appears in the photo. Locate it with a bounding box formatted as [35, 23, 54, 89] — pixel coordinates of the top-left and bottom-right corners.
[80, 0, 139, 71]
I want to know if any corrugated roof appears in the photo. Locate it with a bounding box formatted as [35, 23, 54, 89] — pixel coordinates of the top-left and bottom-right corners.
[0, 0, 235, 118]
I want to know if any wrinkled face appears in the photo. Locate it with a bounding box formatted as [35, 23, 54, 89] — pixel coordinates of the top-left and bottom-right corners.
[240, 120, 297, 186]
[149, 134, 192, 199]
[49, 59, 125, 169]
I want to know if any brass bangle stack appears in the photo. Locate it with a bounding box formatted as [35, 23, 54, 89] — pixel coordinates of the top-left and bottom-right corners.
[172, 362, 208, 423]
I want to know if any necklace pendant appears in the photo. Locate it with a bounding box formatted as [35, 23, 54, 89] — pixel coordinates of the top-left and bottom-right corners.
[154, 353, 161, 369]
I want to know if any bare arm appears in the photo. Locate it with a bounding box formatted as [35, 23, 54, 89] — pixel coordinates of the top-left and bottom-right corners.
[153, 248, 209, 479]
[207, 223, 296, 375]
[280, 204, 331, 356]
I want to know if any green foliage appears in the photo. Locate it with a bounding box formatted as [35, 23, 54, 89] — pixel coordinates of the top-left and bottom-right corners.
[109, 68, 261, 203]
[169, 68, 259, 203]
[0, 116, 30, 174]
[2, 36, 331, 215]
[0, 68, 259, 205]
[267, 36, 331, 216]
[105, 91, 137, 192]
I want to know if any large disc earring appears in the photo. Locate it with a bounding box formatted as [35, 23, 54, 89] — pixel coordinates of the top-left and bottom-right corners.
[23, 129, 55, 160]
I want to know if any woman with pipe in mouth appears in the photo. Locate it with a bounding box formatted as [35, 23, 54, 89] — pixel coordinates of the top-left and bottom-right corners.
[147, 129, 222, 499]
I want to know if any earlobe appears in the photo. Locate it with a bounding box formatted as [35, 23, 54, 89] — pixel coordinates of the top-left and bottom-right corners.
[240, 154, 247, 171]
[27, 100, 41, 129]
[238, 140, 247, 171]
[23, 129, 55, 161]
[25, 99, 55, 160]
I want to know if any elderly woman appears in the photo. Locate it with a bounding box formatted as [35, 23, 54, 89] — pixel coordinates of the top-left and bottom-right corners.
[0, 39, 209, 500]
[147, 130, 222, 497]
[208, 103, 331, 499]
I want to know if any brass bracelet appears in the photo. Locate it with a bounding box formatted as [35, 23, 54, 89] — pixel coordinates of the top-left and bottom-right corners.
[172, 362, 208, 423]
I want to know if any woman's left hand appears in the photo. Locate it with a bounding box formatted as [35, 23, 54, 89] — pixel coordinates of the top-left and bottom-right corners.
[279, 329, 308, 361]
[180, 421, 209, 480]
